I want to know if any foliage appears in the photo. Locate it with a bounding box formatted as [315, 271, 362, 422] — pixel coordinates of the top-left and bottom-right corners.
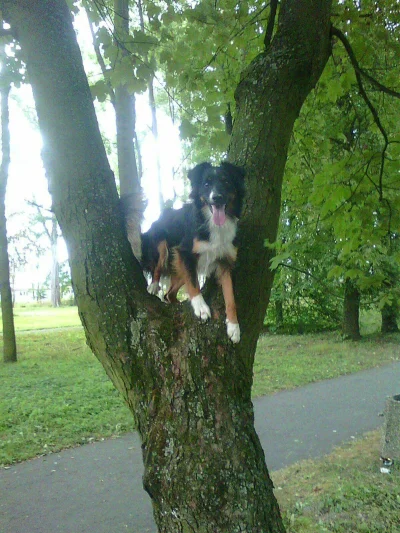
[269, 0, 400, 329]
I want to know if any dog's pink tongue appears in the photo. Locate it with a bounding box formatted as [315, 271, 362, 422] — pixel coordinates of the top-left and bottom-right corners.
[212, 205, 226, 226]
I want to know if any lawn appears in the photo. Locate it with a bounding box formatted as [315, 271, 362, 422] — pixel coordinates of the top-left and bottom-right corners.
[1, 307, 399, 465]
[1, 306, 399, 532]
[273, 430, 400, 533]
[1, 304, 81, 331]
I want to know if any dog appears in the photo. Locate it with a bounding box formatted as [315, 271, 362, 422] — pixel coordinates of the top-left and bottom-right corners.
[124, 162, 245, 343]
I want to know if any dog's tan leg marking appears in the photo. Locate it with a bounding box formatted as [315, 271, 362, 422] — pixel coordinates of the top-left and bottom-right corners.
[173, 249, 210, 320]
[217, 266, 240, 343]
[217, 268, 238, 324]
[148, 240, 168, 295]
[172, 250, 201, 299]
[165, 274, 184, 303]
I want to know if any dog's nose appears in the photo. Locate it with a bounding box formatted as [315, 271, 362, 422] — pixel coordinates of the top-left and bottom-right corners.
[211, 193, 224, 205]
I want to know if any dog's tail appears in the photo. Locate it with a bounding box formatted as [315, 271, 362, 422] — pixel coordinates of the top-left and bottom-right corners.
[120, 192, 146, 261]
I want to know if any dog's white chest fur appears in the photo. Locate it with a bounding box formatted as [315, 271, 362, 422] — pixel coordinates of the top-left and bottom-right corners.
[196, 217, 237, 276]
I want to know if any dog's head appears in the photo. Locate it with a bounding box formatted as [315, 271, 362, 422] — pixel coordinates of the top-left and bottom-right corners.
[188, 162, 245, 226]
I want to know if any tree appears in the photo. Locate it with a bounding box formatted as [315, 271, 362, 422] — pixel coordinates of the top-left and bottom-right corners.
[85, 0, 144, 255]
[268, 1, 400, 335]
[2, 0, 332, 530]
[0, 49, 17, 363]
[27, 202, 61, 306]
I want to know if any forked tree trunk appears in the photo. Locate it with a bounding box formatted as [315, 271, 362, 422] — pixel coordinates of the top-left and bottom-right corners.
[3, 0, 332, 530]
[342, 278, 361, 340]
[0, 81, 17, 363]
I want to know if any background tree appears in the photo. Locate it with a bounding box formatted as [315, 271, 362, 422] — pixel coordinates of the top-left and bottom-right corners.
[267, 0, 400, 336]
[27, 202, 62, 306]
[0, 40, 17, 363]
[2, 0, 332, 530]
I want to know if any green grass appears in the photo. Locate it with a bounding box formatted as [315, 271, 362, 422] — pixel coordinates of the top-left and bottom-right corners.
[0, 329, 134, 465]
[253, 331, 400, 396]
[1, 304, 81, 331]
[272, 431, 400, 533]
[0, 307, 399, 465]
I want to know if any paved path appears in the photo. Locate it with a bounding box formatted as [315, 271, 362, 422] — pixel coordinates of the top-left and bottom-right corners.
[1, 362, 399, 533]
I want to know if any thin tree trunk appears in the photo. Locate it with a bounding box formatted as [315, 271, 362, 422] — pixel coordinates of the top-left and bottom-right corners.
[114, 0, 143, 258]
[137, 0, 163, 211]
[114, 0, 140, 197]
[0, 81, 17, 363]
[342, 278, 361, 340]
[148, 76, 163, 212]
[50, 215, 61, 307]
[275, 299, 284, 329]
[381, 302, 399, 333]
[3, 0, 332, 530]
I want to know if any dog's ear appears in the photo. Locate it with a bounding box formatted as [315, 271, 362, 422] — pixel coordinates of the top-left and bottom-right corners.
[220, 162, 245, 182]
[188, 162, 213, 188]
[221, 162, 246, 197]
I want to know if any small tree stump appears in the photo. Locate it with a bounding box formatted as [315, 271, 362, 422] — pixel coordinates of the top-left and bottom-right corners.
[381, 394, 400, 460]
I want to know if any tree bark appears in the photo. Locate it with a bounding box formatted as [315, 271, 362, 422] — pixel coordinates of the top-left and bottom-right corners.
[0, 80, 17, 363]
[342, 278, 361, 340]
[2, 0, 332, 530]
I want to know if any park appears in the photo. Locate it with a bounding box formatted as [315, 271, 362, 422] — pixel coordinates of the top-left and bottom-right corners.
[1, 1, 400, 532]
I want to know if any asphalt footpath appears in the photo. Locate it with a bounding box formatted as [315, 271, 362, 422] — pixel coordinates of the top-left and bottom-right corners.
[1, 361, 399, 533]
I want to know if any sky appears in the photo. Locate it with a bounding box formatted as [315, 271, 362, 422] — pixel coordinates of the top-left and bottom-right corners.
[5, 17, 183, 293]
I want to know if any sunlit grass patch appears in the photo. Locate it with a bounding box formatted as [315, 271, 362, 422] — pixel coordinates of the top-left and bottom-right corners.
[0, 304, 81, 332]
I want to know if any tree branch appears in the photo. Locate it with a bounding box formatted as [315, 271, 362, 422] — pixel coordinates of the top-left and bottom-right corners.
[85, 9, 116, 107]
[331, 26, 389, 201]
[264, 0, 278, 49]
[331, 27, 400, 100]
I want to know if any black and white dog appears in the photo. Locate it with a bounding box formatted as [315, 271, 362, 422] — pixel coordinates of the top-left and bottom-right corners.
[124, 162, 245, 343]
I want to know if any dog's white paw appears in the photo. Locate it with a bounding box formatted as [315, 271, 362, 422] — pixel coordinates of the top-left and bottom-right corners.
[191, 294, 211, 321]
[226, 320, 240, 343]
[147, 281, 160, 295]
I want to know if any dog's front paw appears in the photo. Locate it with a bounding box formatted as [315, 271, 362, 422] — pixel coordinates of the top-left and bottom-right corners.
[147, 281, 160, 295]
[226, 320, 240, 343]
[191, 294, 211, 321]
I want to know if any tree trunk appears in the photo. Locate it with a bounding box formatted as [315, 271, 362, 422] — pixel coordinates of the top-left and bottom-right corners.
[3, 0, 332, 530]
[275, 300, 284, 329]
[114, 0, 140, 198]
[0, 80, 17, 363]
[342, 278, 361, 340]
[381, 302, 399, 334]
[50, 215, 61, 307]
[137, 0, 163, 212]
[381, 394, 400, 461]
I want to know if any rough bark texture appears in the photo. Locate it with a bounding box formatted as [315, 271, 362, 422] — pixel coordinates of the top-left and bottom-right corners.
[342, 278, 361, 340]
[381, 395, 400, 460]
[2, 0, 332, 531]
[0, 82, 17, 363]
